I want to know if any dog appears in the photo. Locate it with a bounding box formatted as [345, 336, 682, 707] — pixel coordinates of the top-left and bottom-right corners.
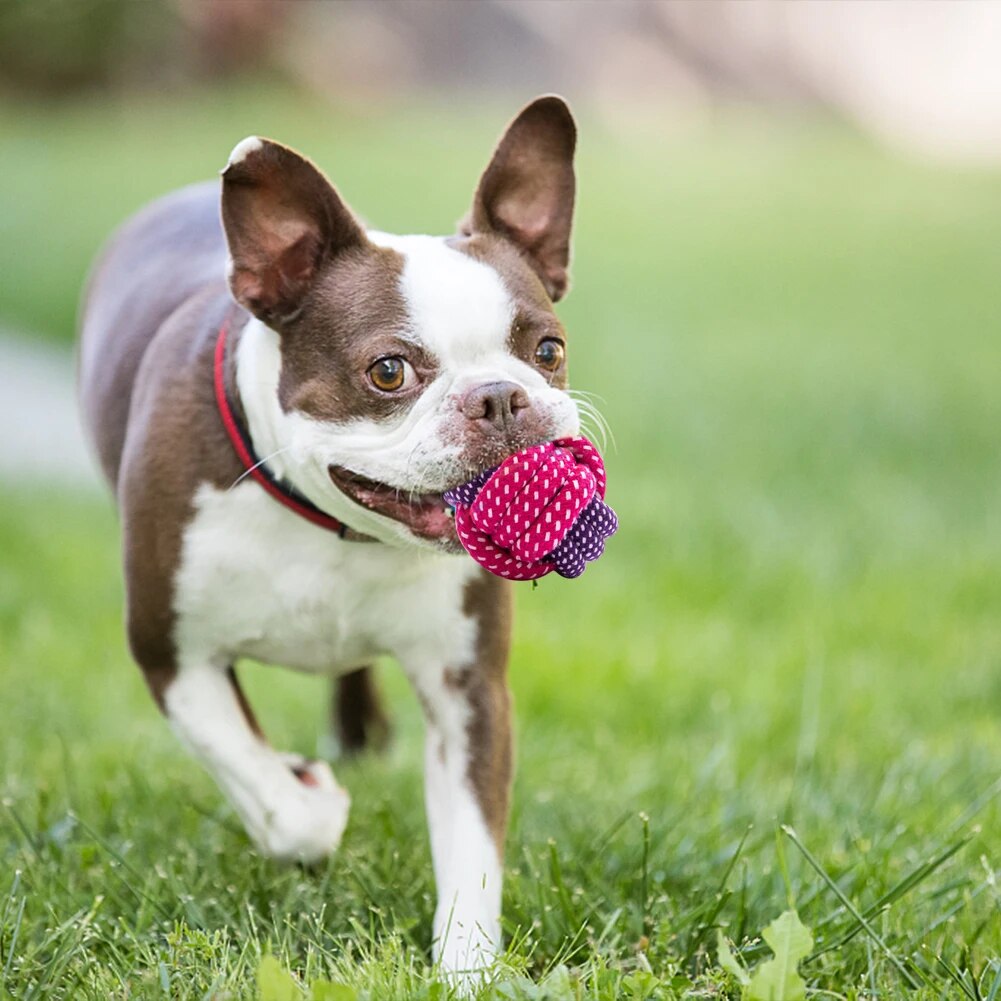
[78, 95, 580, 979]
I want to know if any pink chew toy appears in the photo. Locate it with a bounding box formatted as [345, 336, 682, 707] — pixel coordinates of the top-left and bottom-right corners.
[444, 436, 618, 582]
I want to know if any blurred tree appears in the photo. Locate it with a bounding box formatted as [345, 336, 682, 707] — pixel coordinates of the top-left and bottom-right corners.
[174, 0, 290, 79]
[0, 0, 179, 94]
[0, 0, 291, 96]
[2, 0, 998, 163]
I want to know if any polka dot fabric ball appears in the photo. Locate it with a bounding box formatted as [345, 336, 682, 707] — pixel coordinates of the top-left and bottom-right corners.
[443, 436, 618, 581]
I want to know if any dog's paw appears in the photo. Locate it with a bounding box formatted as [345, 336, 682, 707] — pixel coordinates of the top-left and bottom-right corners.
[278, 752, 339, 792]
[250, 755, 350, 862]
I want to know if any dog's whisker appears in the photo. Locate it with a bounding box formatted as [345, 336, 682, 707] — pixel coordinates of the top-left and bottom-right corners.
[228, 445, 295, 490]
[567, 388, 610, 406]
[571, 396, 615, 452]
[579, 418, 605, 453]
[401, 440, 431, 503]
[575, 402, 604, 439]
[577, 413, 596, 436]
[385, 441, 430, 508]
[569, 392, 614, 435]
[572, 400, 610, 451]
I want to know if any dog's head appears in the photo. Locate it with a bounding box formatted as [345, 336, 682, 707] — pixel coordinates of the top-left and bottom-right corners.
[220, 96, 581, 549]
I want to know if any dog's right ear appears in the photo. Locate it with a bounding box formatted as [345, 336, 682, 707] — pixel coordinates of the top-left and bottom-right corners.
[220, 137, 366, 325]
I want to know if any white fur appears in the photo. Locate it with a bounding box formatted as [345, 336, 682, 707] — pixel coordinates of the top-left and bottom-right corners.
[167, 231, 573, 978]
[368, 233, 513, 363]
[431, 788, 502, 981]
[235, 234, 580, 549]
[169, 480, 481, 865]
[170, 480, 498, 967]
[408, 659, 503, 977]
[164, 662, 350, 861]
[174, 482, 479, 673]
[227, 136, 263, 167]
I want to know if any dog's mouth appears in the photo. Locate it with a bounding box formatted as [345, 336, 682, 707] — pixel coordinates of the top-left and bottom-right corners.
[328, 465, 458, 543]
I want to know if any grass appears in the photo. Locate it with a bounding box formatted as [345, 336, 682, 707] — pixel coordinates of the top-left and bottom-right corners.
[2, 80, 1001, 999]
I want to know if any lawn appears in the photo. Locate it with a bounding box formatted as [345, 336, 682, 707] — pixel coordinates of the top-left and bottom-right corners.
[2, 82, 1001, 999]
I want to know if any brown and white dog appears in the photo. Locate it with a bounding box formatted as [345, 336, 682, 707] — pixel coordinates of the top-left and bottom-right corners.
[78, 96, 579, 979]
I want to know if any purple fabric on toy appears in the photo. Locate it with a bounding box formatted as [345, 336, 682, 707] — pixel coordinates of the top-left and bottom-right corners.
[444, 468, 492, 509]
[544, 494, 619, 578]
[443, 436, 618, 581]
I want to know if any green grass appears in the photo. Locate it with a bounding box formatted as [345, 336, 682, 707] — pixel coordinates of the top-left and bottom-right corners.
[2, 82, 1001, 999]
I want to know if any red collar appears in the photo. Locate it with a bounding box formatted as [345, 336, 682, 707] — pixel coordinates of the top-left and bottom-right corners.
[214, 319, 354, 538]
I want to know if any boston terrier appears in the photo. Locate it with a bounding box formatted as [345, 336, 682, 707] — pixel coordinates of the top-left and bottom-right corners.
[79, 95, 580, 979]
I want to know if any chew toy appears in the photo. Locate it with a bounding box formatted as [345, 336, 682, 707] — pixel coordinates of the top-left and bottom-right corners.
[444, 436, 617, 581]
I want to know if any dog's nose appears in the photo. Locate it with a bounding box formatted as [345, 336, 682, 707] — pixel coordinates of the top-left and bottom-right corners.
[461, 381, 531, 431]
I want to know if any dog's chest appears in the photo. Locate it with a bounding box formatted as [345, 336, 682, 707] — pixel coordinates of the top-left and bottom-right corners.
[173, 483, 477, 672]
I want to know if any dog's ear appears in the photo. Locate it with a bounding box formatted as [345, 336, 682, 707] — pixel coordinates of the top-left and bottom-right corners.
[462, 95, 577, 302]
[221, 137, 366, 325]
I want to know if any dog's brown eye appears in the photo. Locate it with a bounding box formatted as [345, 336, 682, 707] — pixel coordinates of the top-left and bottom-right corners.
[535, 338, 565, 372]
[369, 357, 407, 392]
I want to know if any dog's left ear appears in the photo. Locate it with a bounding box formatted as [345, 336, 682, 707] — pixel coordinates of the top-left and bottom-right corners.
[462, 95, 577, 302]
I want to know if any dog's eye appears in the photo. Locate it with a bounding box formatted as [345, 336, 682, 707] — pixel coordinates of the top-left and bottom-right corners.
[369, 356, 409, 392]
[535, 338, 565, 372]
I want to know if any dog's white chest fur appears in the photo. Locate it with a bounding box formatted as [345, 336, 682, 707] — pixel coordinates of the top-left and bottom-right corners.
[173, 482, 478, 673]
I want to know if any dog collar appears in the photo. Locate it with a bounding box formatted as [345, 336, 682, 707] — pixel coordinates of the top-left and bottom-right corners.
[214, 319, 368, 540]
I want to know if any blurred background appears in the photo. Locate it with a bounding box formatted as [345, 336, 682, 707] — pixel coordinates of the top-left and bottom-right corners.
[2, 2, 1001, 994]
[2, 0, 1001, 476]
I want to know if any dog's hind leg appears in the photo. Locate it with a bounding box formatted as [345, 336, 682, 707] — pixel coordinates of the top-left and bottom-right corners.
[160, 660, 351, 862]
[331, 666, 391, 756]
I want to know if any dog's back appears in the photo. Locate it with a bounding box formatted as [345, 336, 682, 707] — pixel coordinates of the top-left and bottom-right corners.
[79, 181, 226, 487]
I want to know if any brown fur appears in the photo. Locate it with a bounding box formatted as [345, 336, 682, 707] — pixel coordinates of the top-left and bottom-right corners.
[78, 95, 577, 890]
[333, 667, 391, 755]
[454, 232, 571, 392]
[461, 95, 576, 302]
[457, 571, 514, 851]
[79, 182, 232, 485]
[275, 247, 418, 423]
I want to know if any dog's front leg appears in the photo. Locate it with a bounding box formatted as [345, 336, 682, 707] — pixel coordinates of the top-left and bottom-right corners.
[418, 665, 511, 979]
[161, 661, 350, 862]
[404, 576, 513, 982]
